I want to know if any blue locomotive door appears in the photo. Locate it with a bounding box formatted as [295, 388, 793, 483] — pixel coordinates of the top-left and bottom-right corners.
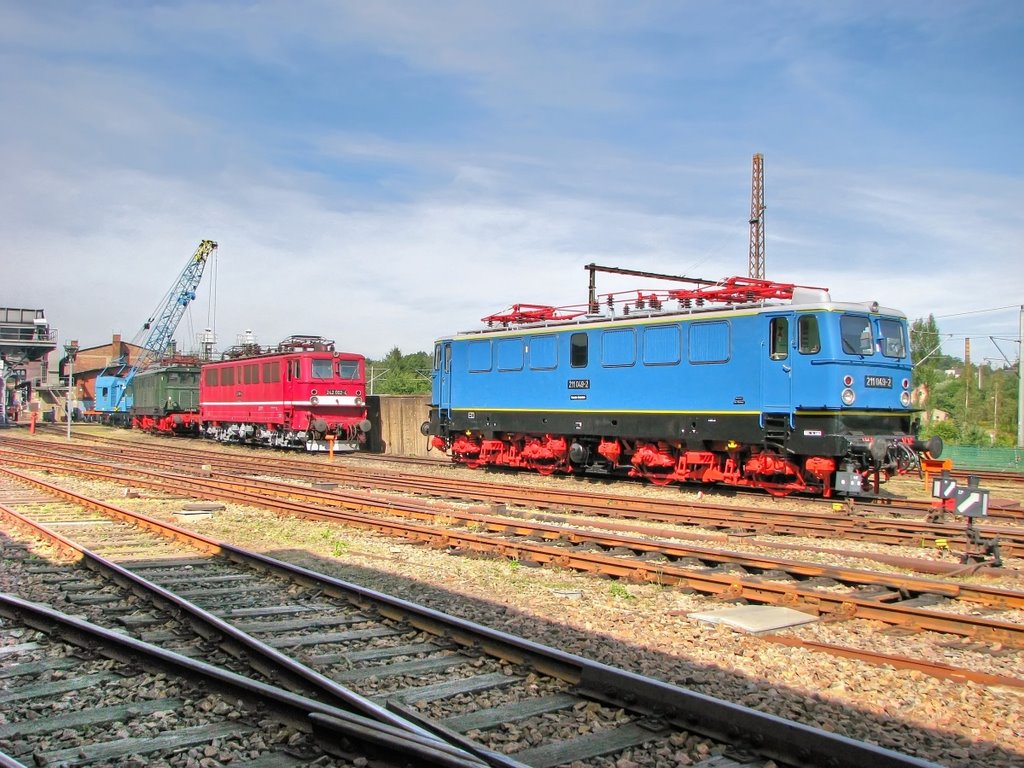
[435, 341, 453, 413]
[762, 315, 792, 412]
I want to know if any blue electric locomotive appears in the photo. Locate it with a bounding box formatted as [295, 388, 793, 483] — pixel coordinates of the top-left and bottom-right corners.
[422, 271, 940, 497]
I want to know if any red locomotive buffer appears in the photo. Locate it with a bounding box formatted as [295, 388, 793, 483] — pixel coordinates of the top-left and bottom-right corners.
[199, 335, 371, 451]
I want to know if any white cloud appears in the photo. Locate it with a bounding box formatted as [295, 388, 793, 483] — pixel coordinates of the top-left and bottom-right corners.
[1, 1, 1020, 372]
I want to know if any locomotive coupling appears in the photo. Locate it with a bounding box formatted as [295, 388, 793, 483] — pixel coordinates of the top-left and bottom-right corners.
[911, 435, 944, 458]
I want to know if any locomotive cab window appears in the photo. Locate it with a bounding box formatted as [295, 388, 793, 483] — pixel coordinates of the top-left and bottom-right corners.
[840, 315, 874, 356]
[337, 360, 359, 379]
[878, 318, 907, 358]
[287, 360, 301, 380]
[798, 315, 820, 354]
[311, 359, 333, 379]
[570, 332, 588, 368]
[769, 317, 789, 360]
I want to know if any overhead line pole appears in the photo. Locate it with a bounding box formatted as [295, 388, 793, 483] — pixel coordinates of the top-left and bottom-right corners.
[748, 153, 765, 280]
[1018, 305, 1023, 448]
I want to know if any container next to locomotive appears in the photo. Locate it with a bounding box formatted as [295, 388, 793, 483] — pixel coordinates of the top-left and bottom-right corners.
[422, 274, 940, 497]
[200, 335, 371, 451]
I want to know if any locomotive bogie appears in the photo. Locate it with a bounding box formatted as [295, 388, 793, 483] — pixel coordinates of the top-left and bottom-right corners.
[426, 290, 937, 497]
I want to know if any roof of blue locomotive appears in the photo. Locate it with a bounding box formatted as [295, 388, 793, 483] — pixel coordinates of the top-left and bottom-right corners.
[446, 287, 908, 341]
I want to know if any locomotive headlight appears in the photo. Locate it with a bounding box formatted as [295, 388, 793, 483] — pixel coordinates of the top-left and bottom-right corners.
[355, 396, 364, 406]
[310, 395, 320, 405]
[900, 391, 912, 407]
[841, 388, 856, 406]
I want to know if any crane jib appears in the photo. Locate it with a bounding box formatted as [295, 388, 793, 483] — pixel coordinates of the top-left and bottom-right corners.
[111, 240, 218, 412]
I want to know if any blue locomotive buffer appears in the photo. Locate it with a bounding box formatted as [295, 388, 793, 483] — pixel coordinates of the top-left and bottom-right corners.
[423, 282, 941, 497]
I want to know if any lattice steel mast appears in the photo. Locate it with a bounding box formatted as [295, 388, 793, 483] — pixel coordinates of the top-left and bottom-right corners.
[748, 153, 765, 280]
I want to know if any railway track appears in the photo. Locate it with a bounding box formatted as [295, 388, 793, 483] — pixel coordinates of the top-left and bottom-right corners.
[0, 593, 485, 767]
[0, 468, 954, 768]
[5, 434, 1023, 560]
[32, 422, 1024, 505]
[5, 436, 1023, 584]
[4, 442, 1024, 658]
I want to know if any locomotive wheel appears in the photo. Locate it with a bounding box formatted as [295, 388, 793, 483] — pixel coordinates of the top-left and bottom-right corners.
[530, 461, 563, 476]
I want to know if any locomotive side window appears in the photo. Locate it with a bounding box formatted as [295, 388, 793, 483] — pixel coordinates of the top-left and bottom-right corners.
[221, 367, 235, 386]
[204, 369, 218, 386]
[262, 362, 280, 383]
[529, 335, 558, 370]
[244, 363, 259, 384]
[497, 338, 525, 371]
[798, 315, 821, 354]
[570, 332, 588, 368]
[642, 324, 681, 365]
[601, 328, 636, 367]
[688, 321, 730, 364]
[468, 340, 492, 372]
[878, 319, 907, 358]
[840, 315, 873, 355]
[337, 360, 359, 379]
[433, 343, 441, 371]
[769, 317, 789, 360]
[287, 360, 300, 380]
[311, 359, 333, 379]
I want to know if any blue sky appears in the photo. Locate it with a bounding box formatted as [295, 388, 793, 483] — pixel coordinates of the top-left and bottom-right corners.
[1, 1, 1021, 365]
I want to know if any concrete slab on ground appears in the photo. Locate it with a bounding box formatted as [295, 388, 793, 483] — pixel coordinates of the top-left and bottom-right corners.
[688, 605, 818, 633]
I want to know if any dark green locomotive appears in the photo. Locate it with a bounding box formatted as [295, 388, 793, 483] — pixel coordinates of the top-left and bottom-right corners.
[129, 363, 201, 434]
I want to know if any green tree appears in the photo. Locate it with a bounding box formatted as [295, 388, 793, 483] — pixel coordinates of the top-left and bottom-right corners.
[909, 315, 942, 419]
[910, 315, 941, 368]
[921, 418, 958, 445]
[367, 347, 432, 395]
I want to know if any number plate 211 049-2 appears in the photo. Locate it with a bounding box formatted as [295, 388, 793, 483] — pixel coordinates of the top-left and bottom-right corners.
[864, 375, 893, 388]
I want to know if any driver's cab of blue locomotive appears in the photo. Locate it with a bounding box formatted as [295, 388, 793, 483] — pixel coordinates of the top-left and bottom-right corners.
[838, 311, 907, 360]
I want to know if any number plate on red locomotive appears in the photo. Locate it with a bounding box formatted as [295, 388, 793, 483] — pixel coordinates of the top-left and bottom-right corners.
[864, 375, 893, 388]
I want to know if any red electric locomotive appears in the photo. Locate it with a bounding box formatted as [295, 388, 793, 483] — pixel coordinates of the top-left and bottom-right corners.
[199, 335, 371, 451]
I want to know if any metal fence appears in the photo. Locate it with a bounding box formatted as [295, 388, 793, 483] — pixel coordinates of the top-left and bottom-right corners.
[941, 445, 1024, 473]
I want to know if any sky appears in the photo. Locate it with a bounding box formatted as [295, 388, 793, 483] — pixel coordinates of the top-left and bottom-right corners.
[1, 1, 1022, 365]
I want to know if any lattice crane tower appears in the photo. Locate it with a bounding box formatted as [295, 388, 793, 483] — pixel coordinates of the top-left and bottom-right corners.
[748, 153, 765, 280]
